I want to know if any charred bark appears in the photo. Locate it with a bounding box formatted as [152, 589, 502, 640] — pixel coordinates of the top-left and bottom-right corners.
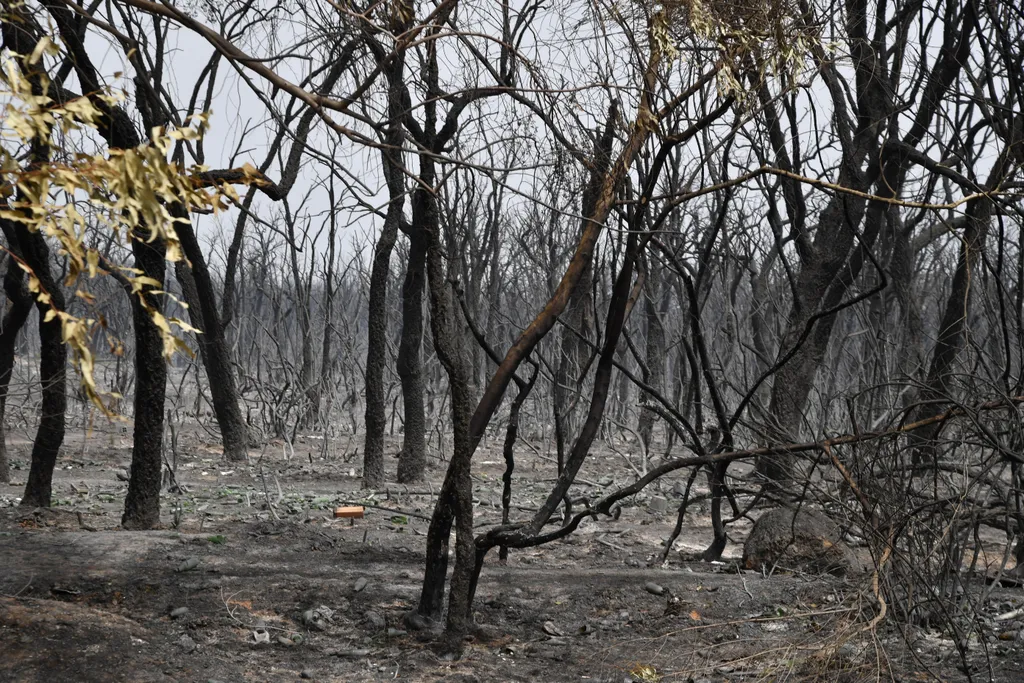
[0, 232, 34, 484]
[396, 220, 428, 483]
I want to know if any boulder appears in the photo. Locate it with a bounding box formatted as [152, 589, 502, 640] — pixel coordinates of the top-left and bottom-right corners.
[742, 507, 859, 575]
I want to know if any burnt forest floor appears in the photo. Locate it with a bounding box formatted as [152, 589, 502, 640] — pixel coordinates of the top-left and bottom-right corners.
[1, 420, 1022, 683]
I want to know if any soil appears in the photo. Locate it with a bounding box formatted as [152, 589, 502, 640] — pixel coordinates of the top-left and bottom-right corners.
[1, 421, 1022, 682]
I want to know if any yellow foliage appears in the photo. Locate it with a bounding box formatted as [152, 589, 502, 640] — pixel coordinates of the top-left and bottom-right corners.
[0, 43, 246, 416]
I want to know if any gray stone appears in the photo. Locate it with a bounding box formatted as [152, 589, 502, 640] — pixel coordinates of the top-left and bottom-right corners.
[353, 577, 368, 592]
[364, 610, 386, 629]
[742, 507, 860, 576]
[648, 496, 669, 513]
[169, 606, 189, 619]
[277, 635, 296, 647]
[541, 620, 564, 636]
[177, 635, 197, 653]
[176, 557, 200, 573]
[300, 672, 314, 680]
[643, 582, 664, 596]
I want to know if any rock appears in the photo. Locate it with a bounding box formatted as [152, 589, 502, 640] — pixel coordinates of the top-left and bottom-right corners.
[277, 635, 296, 647]
[364, 610, 386, 629]
[386, 628, 407, 637]
[300, 671, 314, 680]
[742, 507, 859, 576]
[648, 496, 669, 513]
[176, 557, 200, 572]
[599, 475, 614, 487]
[303, 605, 334, 631]
[442, 675, 480, 683]
[643, 582, 665, 596]
[353, 577, 368, 592]
[116, 470, 131, 482]
[177, 635, 197, 653]
[403, 611, 435, 632]
[169, 606, 189, 619]
[542, 620, 564, 636]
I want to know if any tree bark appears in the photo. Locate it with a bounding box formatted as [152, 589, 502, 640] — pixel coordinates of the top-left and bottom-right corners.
[0, 236, 34, 485]
[173, 219, 250, 461]
[17, 228, 67, 508]
[122, 235, 167, 529]
[760, 1, 973, 481]
[638, 263, 667, 452]
[396, 221, 427, 483]
[911, 137, 1017, 456]
[363, 36, 409, 489]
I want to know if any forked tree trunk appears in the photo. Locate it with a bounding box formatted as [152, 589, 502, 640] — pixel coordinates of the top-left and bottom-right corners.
[414, 176, 476, 649]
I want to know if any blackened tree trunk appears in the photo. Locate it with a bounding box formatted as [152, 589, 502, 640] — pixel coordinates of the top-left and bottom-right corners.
[173, 219, 250, 461]
[3, 9, 67, 508]
[122, 235, 168, 529]
[553, 256, 594, 461]
[554, 114, 614, 464]
[362, 201, 400, 487]
[362, 32, 409, 489]
[415, 173, 477, 649]
[310, 184, 340, 425]
[396, 222, 427, 483]
[911, 138, 1017, 454]
[0, 239, 33, 484]
[760, 1, 972, 481]
[18, 228, 67, 508]
[638, 261, 666, 452]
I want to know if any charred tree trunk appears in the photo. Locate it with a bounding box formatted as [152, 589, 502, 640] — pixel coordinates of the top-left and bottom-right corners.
[3, 11, 67, 507]
[396, 221, 427, 483]
[172, 223, 250, 461]
[0, 237, 33, 485]
[362, 40, 408, 488]
[760, 1, 972, 482]
[18, 228, 67, 508]
[911, 137, 1018, 456]
[638, 262, 666, 452]
[122, 235, 168, 529]
[415, 173, 476, 649]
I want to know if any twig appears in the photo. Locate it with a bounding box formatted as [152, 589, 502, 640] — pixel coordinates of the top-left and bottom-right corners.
[738, 566, 754, 602]
[256, 447, 279, 521]
[1, 573, 34, 598]
[994, 605, 1024, 621]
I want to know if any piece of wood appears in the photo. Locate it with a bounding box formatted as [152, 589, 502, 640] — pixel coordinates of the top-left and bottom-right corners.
[334, 506, 364, 519]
